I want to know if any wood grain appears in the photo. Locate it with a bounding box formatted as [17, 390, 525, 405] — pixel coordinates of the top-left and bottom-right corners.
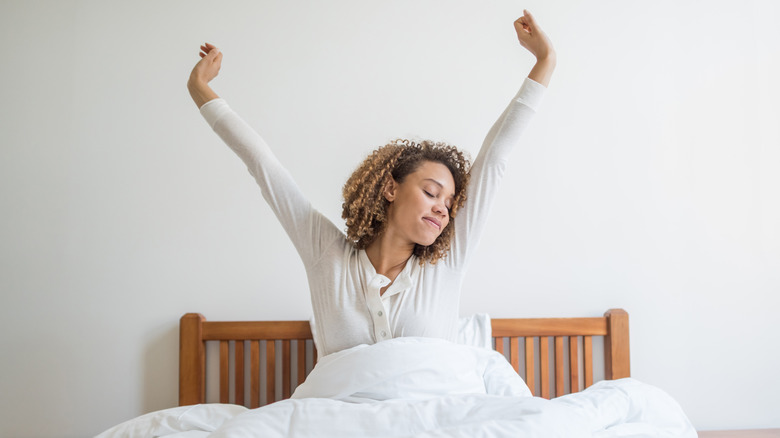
[604, 309, 630, 379]
[510, 337, 520, 373]
[219, 341, 228, 403]
[235, 341, 244, 406]
[583, 335, 593, 388]
[540, 337, 550, 399]
[554, 336, 564, 397]
[569, 336, 579, 393]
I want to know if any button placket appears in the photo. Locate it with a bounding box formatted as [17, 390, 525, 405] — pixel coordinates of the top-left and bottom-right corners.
[367, 275, 392, 342]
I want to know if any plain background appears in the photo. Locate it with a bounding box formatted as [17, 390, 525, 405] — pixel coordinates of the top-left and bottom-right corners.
[1, 1, 778, 436]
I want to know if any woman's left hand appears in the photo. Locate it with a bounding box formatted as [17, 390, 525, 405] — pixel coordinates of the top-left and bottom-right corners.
[514, 10, 555, 61]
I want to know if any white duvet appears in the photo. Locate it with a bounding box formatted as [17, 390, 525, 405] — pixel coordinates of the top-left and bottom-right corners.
[97, 337, 696, 438]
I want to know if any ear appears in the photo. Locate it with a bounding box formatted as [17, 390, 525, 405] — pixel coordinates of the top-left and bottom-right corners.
[383, 177, 398, 202]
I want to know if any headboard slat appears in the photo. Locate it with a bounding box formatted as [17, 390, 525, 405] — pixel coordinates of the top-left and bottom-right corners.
[539, 337, 550, 399]
[219, 341, 229, 403]
[266, 341, 275, 405]
[524, 339, 535, 396]
[235, 341, 245, 406]
[584, 335, 593, 388]
[495, 337, 505, 355]
[282, 340, 292, 399]
[297, 340, 306, 389]
[510, 337, 520, 373]
[569, 336, 580, 393]
[554, 336, 565, 397]
[250, 341, 260, 408]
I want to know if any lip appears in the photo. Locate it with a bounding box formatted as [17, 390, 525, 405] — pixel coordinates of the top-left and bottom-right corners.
[423, 217, 441, 230]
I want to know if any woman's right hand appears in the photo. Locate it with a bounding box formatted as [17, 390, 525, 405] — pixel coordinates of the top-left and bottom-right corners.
[514, 10, 554, 62]
[513, 11, 556, 87]
[187, 43, 222, 108]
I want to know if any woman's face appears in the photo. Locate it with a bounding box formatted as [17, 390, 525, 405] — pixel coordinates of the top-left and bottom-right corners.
[384, 161, 456, 247]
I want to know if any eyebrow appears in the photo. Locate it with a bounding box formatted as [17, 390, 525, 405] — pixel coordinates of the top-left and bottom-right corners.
[423, 178, 444, 188]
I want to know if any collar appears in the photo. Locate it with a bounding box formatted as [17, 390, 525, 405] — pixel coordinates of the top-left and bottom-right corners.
[359, 250, 414, 299]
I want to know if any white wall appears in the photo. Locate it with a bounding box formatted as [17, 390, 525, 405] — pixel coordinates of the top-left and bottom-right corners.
[1, 1, 778, 436]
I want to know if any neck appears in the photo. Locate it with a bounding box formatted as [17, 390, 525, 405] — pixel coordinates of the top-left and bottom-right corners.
[364, 231, 414, 278]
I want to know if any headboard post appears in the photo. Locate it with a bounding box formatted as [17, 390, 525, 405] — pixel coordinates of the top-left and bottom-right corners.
[604, 308, 630, 379]
[179, 313, 206, 406]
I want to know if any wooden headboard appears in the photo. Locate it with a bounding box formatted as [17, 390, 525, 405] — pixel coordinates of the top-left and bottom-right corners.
[179, 309, 630, 408]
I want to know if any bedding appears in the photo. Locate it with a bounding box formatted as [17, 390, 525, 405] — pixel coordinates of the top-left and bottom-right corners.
[98, 337, 695, 437]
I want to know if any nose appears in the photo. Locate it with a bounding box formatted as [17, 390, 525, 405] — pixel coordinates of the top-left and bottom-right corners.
[432, 199, 447, 215]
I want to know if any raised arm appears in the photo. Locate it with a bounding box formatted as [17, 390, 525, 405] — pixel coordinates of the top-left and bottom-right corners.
[447, 11, 556, 270]
[187, 43, 343, 267]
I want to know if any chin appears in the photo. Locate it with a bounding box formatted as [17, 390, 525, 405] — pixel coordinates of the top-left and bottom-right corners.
[417, 236, 439, 247]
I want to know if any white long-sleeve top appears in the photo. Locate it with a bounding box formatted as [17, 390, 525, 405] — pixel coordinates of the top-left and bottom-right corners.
[200, 78, 545, 357]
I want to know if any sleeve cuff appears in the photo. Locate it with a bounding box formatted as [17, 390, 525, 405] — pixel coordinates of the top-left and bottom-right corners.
[199, 98, 232, 129]
[513, 77, 546, 112]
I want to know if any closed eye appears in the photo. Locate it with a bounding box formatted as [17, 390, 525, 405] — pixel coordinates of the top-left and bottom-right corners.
[424, 189, 452, 213]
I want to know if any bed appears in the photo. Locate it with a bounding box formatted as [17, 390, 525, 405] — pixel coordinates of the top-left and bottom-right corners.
[179, 308, 631, 407]
[98, 308, 702, 437]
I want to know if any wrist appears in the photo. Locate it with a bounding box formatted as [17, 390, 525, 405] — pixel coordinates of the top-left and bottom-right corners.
[187, 76, 207, 92]
[187, 79, 219, 108]
[535, 51, 557, 66]
[527, 53, 556, 88]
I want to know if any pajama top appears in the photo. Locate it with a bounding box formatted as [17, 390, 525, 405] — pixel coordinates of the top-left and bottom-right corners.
[199, 77, 545, 357]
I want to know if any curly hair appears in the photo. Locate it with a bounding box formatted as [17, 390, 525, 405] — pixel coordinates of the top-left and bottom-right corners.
[341, 139, 471, 265]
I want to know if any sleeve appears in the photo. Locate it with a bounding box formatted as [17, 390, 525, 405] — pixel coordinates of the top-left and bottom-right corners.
[445, 77, 546, 270]
[199, 99, 344, 267]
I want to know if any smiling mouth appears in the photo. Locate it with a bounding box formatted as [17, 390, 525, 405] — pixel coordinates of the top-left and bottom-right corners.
[423, 217, 441, 230]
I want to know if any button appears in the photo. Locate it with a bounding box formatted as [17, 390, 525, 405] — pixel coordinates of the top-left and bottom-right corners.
[380, 330, 387, 337]
[377, 311, 383, 316]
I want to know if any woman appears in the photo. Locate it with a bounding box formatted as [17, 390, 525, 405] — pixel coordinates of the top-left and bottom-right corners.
[187, 10, 555, 357]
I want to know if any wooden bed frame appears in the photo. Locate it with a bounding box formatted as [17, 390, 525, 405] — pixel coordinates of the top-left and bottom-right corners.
[179, 308, 630, 408]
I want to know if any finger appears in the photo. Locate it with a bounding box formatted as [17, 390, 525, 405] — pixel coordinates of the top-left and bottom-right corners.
[204, 42, 216, 49]
[515, 16, 530, 29]
[514, 19, 530, 37]
[199, 52, 205, 58]
[516, 31, 531, 45]
[523, 9, 539, 29]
